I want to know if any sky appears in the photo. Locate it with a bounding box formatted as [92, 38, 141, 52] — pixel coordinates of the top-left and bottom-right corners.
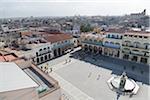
[0, 0, 150, 18]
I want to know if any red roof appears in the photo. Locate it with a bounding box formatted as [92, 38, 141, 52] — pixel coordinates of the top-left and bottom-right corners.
[44, 33, 73, 43]
[0, 54, 17, 62]
[4, 55, 17, 62]
[0, 56, 5, 62]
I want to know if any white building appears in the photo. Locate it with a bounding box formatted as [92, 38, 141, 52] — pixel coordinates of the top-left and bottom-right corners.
[0, 62, 61, 100]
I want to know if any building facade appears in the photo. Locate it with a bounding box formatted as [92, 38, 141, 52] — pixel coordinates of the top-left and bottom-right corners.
[32, 43, 53, 65]
[32, 32, 74, 65]
[81, 31, 150, 65]
[121, 32, 150, 64]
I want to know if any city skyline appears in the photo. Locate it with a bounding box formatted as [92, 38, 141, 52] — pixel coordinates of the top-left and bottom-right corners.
[0, 0, 150, 18]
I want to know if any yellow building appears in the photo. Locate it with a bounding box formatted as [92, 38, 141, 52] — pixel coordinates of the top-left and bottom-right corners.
[81, 30, 150, 65]
[102, 32, 123, 58]
[81, 32, 104, 54]
[122, 31, 150, 64]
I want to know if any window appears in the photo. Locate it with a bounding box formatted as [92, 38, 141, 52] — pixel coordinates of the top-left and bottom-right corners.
[41, 57, 43, 62]
[37, 58, 39, 63]
[49, 54, 51, 59]
[94, 40, 97, 42]
[36, 52, 38, 56]
[89, 39, 92, 41]
[120, 36, 123, 39]
[110, 42, 114, 44]
[139, 36, 142, 38]
[39, 49, 42, 51]
[134, 35, 137, 38]
[105, 41, 109, 44]
[132, 56, 138, 62]
[141, 58, 147, 64]
[144, 43, 149, 49]
[123, 54, 129, 59]
[45, 55, 47, 60]
[107, 34, 110, 38]
[124, 35, 128, 37]
[144, 36, 148, 38]
[115, 43, 120, 46]
[112, 35, 115, 38]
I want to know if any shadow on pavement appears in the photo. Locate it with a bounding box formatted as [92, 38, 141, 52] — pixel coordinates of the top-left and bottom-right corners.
[70, 49, 150, 85]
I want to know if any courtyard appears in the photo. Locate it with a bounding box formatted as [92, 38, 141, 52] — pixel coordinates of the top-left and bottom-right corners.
[39, 48, 150, 100]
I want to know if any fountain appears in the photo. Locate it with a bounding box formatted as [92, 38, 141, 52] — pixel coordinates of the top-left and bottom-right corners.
[107, 72, 139, 95]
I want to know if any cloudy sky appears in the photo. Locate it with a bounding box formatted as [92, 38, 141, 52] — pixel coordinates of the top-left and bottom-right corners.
[0, 0, 149, 18]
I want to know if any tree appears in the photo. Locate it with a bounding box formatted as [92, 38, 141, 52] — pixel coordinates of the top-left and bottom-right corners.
[80, 23, 93, 32]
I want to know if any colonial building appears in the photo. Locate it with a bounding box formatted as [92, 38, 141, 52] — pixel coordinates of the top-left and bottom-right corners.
[32, 32, 74, 65]
[81, 30, 150, 65]
[0, 30, 21, 47]
[44, 33, 74, 58]
[32, 43, 53, 65]
[102, 30, 123, 58]
[81, 32, 104, 54]
[122, 31, 150, 64]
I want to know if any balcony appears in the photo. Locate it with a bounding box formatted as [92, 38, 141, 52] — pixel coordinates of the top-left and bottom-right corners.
[106, 34, 122, 39]
[37, 50, 51, 56]
[103, 43, 120, 49]
[52, 42, 74, 49]
[122, 50, 130, 54]
[82, 40, 103, 46]
[130, 51, 145, 56]
[122, 44, 150, 50]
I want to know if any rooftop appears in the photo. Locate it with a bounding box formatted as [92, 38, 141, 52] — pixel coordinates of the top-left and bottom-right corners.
[0, 52, 18, 62]
[44, 33, 73, 43]
[0, 62, 38, 93]
[125, 31, 150, 36]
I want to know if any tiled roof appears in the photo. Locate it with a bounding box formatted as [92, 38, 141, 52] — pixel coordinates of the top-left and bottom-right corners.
[106, 28, 125, 33]
[0, 53, 18, 62]
[21, 31, 32, 36]
[4, 55, 17, 62]
[125, 31, 150, 36]
[44, 33, 73, 43]
[0, 56, 5, 62]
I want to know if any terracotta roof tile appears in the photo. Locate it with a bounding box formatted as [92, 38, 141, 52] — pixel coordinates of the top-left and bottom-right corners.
[44, 33, 73, 43]
[0, 56, 5, 62]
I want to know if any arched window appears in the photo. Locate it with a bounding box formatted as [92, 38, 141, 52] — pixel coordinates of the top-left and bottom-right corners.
[105, 41, 109, 44]
[39, 49, 42, 51]
[48, 54, 51, 59]
[45, 55, 47, 60]
[36, 52, 38, 56]
[41, 57, 43, 62]
[107, 34, 110, 38]
[143, 43, 150, 49]
[110, 42, 114, 44]
[120, 36, 123, 39]
[37, 58, 39, 63]
[133, 42, 140, 48]
[115, 43, 120, 46]
[89, 39, 92, 41]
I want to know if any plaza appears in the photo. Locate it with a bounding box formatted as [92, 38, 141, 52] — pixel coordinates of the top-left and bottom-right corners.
[40, 48, 150, 100]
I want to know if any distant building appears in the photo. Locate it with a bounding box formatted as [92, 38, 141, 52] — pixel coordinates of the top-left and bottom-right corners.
[0, 26, 21, 47]
[130, 9, 146, 16]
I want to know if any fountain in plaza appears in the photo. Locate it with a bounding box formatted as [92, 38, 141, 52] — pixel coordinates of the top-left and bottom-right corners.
[107, 72, 139, 96]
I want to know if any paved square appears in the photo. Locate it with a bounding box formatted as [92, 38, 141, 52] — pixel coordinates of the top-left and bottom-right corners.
[52, 58, 150, 100]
